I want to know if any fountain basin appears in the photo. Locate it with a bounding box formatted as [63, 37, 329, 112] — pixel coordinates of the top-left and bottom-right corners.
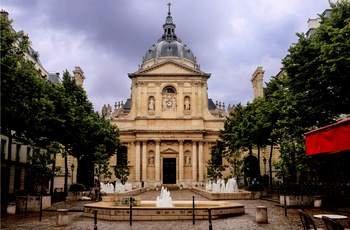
[84, 200, 244, 221]
[192, 188, 253, 200]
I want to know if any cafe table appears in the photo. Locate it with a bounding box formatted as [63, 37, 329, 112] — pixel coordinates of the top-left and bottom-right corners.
[313, 214, 348, 220]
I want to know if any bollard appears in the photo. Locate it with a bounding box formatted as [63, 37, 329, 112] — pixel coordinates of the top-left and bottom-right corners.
[56, 209, 68, 226]
[256, 206, 268, 223]
[94, 209, 97, 230]
[39, 195, 43, 221]
[208, 208, 213, 230]
[192, 196, 195, 225]
[6, 202, 16, 215]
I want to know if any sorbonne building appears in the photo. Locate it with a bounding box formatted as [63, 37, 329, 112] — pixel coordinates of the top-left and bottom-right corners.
[103, 7, 232, 188]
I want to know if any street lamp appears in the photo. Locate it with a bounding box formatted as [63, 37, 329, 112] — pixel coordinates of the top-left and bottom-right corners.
[263, 157, 267, 175]
[71, 164, 75, 184]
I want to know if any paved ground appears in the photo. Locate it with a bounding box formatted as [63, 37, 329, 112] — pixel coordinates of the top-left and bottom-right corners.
[1, 190, 349, 230]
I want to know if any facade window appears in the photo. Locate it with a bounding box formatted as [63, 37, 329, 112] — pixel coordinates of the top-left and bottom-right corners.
[1, 139, 6, 160]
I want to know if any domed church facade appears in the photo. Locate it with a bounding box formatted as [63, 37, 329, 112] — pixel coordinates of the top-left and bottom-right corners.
[106, 4, 228, 188]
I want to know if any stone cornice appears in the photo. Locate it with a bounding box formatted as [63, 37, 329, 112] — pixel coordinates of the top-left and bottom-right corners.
[129, 60, 209, 76]
[119, 130, 220, 135]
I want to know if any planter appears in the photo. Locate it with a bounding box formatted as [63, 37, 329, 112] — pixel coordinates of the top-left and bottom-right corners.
[279, 195, 313, 206]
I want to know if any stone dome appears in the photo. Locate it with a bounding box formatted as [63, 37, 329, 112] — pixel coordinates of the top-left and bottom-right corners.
[142, 3, 196, 65]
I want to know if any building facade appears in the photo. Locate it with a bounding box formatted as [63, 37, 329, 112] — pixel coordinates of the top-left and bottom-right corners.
[105, 7, 228, 188]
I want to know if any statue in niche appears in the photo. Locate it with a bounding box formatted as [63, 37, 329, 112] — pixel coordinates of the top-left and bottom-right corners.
[185, 153, 191, 165]
[102, 104, 107, 117]
[106, 104, 112, 117]
[149, 154, 154, 165]
[148, 97, 155, 110]
[184, 97, 190, 110]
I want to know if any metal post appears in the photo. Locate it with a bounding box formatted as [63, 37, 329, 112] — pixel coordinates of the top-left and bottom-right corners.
[39, 195, 43, 221]
[25, 194, 28, 218]
[192, 196, 195, 225]
[94, 209, 97, 230]
[208, 208, 212, 230]
[130, 197, 132, 226]
[283, 178, 287, 217]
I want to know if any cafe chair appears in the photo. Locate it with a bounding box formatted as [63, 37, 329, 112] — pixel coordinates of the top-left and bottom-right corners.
[299, 210, 324, 230]
[322, 216, 349, 230]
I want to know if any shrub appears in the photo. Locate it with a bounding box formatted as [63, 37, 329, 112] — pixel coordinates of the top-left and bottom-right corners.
[248, 183, 264, 191]
[69, 183, 86, 194]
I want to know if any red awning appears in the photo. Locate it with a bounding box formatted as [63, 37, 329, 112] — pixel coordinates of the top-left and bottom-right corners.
[304, 118, 350, 155]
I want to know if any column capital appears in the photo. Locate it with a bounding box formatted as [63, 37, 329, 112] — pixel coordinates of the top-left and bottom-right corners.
[178, 139, 184, 144]
[154, 139, 161, 143]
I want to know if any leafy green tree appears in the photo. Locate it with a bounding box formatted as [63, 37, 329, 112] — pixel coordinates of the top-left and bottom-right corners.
[26, 145, 60, 194]
[282, 0, 350, 127]
[114, 146, 130, 184]
[206, 141, 226, 182]
[1, 13, 51, 200]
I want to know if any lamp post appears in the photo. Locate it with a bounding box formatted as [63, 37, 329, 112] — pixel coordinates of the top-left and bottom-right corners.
[263, 157, 267, 175]
[71, 164, 75, 184]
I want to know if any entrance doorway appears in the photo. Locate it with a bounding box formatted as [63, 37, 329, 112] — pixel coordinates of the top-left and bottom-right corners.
[163, 158, 176, 184]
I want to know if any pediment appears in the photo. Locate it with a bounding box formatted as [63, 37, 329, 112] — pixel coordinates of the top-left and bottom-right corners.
[135, 60, 206, 75]
[161, 147, 178, 154]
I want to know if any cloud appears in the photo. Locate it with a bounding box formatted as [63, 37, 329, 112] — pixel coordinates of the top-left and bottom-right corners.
[2, 0, 331, 112]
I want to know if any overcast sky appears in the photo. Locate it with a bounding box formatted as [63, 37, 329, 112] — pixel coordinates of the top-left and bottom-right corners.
[2, 0, 331, 113]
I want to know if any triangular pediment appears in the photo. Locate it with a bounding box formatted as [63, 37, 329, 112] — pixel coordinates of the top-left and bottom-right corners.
[134, 60, 206, 75]
[161, 147, 178, 154]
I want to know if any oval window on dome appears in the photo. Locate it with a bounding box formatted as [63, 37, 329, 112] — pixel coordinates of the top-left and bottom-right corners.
[163, 86, 176, 94]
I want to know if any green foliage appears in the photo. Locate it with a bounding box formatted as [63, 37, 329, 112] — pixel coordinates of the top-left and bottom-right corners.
[207, 141, 226, 182]
[247, 183, 264, 191]
[69, 183, 86, 192]
[26, 146, 60, 193]
[114, 146, 130, 184]
[1, 14, 121, 193]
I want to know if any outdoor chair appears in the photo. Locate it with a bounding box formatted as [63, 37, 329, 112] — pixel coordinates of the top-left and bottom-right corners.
[299, 210, 324, 230]
[322, 216, 349, 230]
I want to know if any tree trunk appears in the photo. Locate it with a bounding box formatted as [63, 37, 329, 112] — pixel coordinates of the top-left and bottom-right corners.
[4, 131, 13, 203]
[269, 143, 273, 189]
[257, 145, 261, 175]
[50, 151, 56, 194]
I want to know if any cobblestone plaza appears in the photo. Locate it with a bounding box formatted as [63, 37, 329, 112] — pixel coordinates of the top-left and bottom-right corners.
[1, 190, 349, 230]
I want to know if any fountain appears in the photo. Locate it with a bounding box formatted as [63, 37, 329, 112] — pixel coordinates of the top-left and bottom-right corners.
[156, 186, 173, 207]
[195, 178, 252, 200]
[100, 182, 133, 193]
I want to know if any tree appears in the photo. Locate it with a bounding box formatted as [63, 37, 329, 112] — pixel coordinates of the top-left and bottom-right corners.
[282, 0, 350, 127]
[1, 13, 50, 201]
[206, 141, 226, 182]
[26, 143, 60, 194]
[113, 146, 130, 184]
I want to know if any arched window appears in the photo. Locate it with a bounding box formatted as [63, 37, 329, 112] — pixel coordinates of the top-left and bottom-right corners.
[163, 86, 176, 94]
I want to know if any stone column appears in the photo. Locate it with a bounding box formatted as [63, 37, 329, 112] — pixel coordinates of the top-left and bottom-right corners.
[198, 141, 204, 182]
[135, 141, 141, 182]
[179, 140, 184, 182]
[142, 140, 147, 182]
[192, 141, 197, 182]
[155, 140, 160, 182]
